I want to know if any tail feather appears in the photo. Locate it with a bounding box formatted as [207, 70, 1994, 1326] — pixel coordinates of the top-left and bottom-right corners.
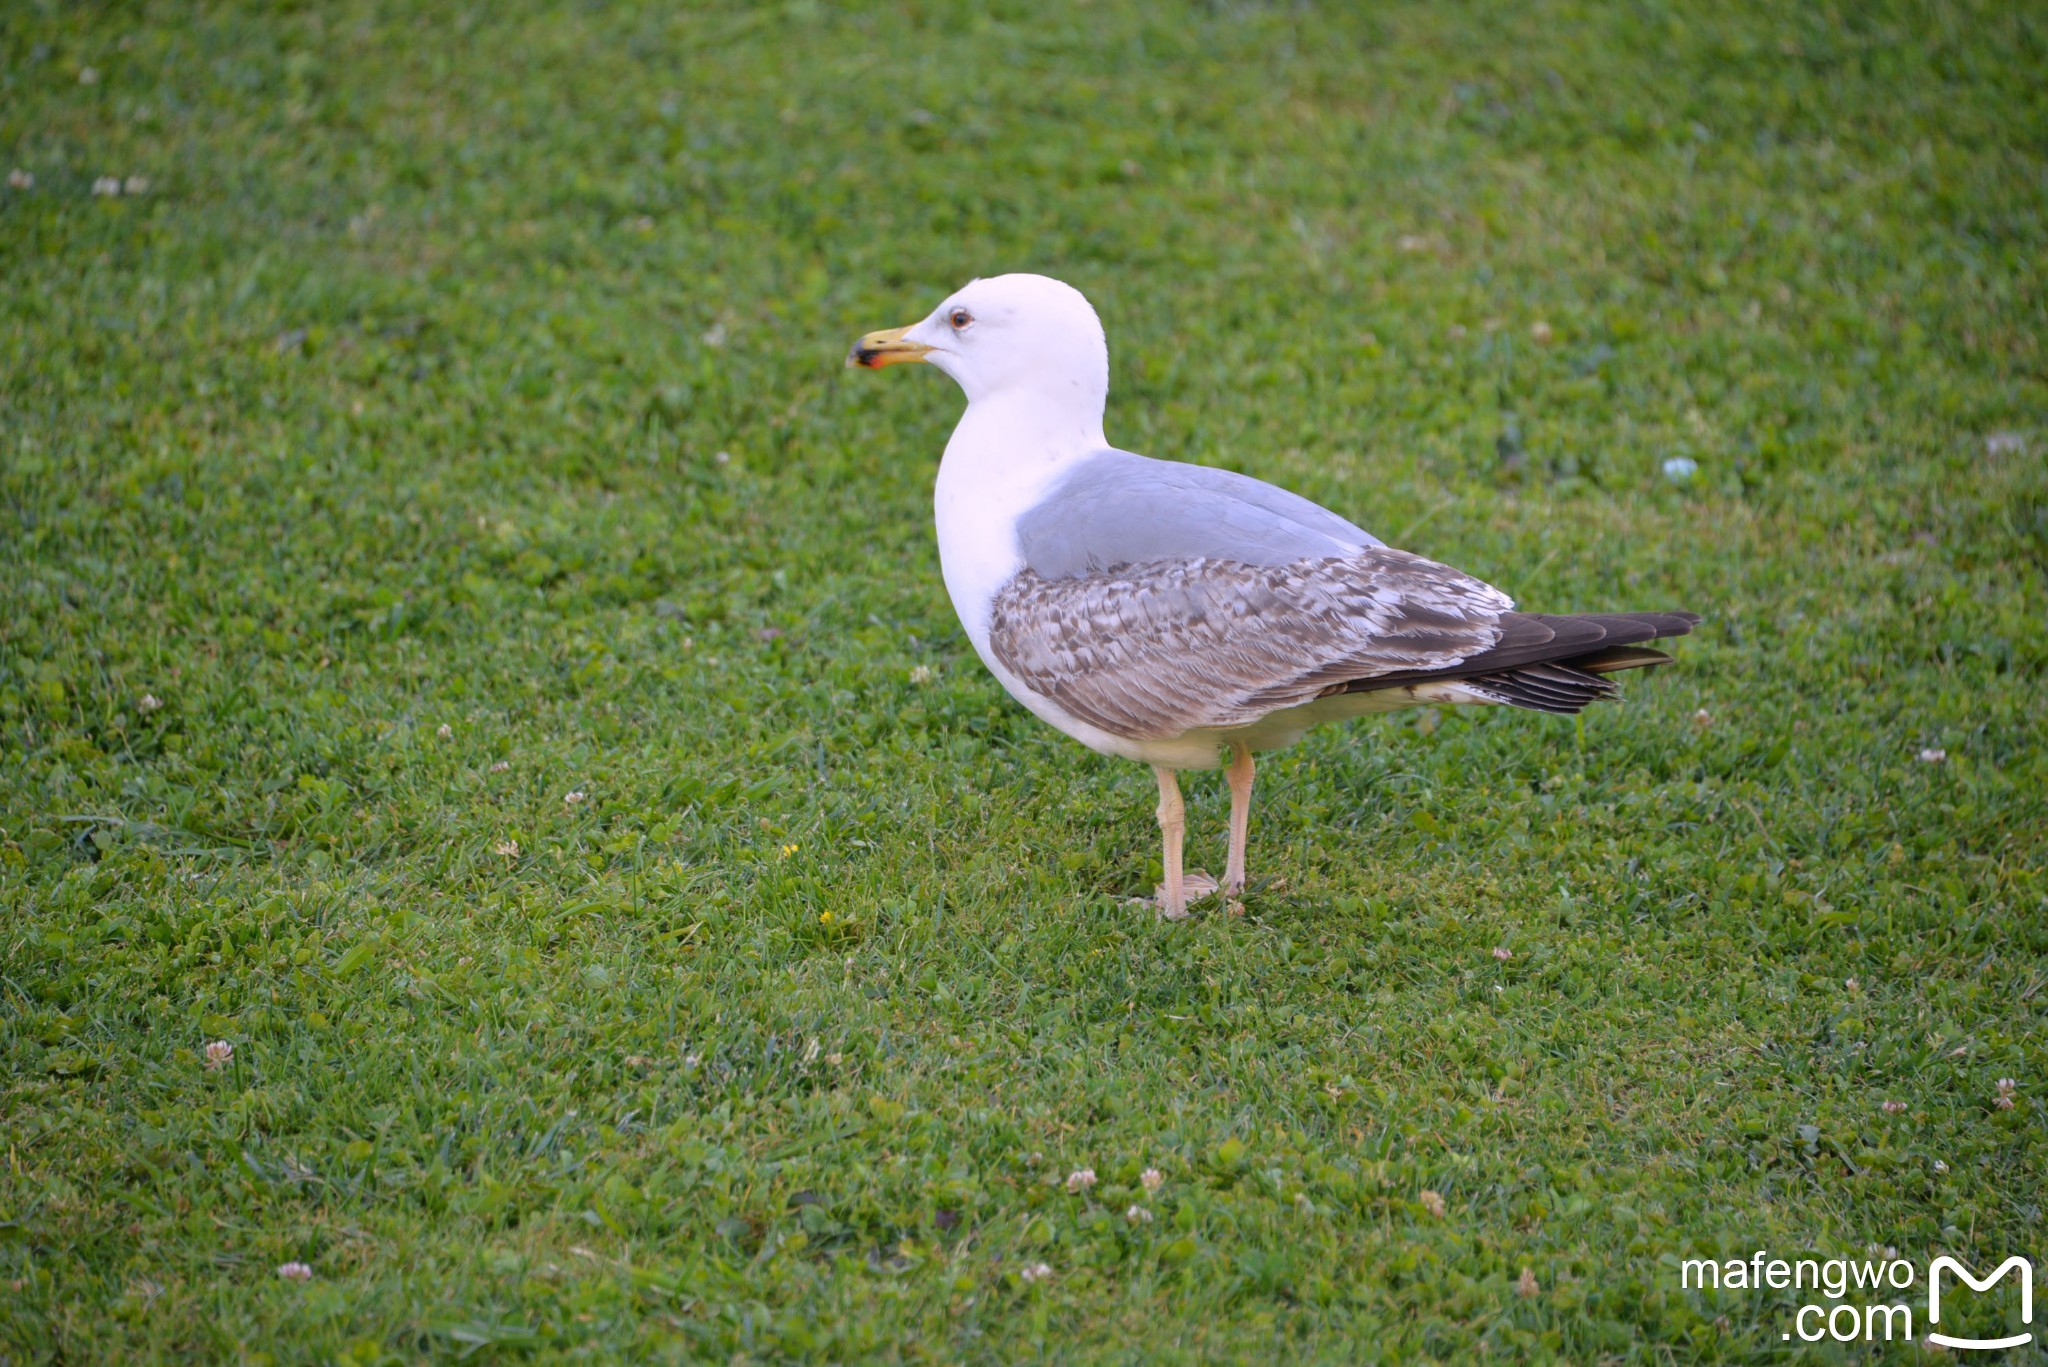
[1336, 609, 1699, 715]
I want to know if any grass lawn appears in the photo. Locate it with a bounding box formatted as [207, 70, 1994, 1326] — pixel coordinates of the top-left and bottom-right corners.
[3, 0, 2044, 1360]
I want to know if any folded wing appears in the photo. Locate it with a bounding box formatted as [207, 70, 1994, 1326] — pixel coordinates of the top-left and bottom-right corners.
[987, 549, 1514, 739]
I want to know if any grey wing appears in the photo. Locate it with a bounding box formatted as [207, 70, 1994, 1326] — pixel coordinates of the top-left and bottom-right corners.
[1014, 450, 1382, 579]
[987, 549, 1514, 740]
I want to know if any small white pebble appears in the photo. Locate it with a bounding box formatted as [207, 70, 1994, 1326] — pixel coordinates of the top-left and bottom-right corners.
[436, 723, 453, 739]
[204, 1040, 233, 1070]
[1065, 1168, 1096, 1194]
[7, 169, 32, 190]
[1918, 748, 1947, 764]
[276, 1262, 312, 1282]
[1140, 1167, 1164, 1193]
[138, 693, 162, 713]
[1125, 1204, 1152, 1224]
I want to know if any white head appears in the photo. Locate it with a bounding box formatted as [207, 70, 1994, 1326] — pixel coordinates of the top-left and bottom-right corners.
[848, 274, 1109, 412]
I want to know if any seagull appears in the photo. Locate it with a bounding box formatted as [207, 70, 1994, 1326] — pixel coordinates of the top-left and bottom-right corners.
[849, 274, 1699, 919]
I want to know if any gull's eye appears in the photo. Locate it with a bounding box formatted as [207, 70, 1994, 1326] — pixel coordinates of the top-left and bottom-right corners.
[948, 307, 973, 330]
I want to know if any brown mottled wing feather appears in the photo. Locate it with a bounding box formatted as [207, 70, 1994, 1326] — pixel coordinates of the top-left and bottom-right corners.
[986, 549, 1514, 740]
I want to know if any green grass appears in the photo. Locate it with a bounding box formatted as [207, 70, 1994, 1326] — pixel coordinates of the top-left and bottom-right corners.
[3, 0, 2045, 1360]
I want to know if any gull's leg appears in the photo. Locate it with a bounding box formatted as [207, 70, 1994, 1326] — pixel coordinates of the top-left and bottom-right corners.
[1152, 764, 1189, 920]
[1223, 742, 1255, 896]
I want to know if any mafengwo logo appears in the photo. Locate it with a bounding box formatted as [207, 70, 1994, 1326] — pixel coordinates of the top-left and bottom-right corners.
[1928, 1256, 2033, 1352]
[1678, 1251, 2034, 1348]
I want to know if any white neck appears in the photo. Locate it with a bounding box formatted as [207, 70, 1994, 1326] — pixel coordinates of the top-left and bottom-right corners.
[932, 388, 1107, 651]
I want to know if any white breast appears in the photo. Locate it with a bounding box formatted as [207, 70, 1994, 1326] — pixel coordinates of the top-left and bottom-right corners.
[931, 400, 1097, 652]
[931, 400, 1155, 758]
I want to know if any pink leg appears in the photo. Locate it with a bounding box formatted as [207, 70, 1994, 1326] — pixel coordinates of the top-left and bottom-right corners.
[1153, 765, 1189, 920]
[1223, 743, 1255, 895]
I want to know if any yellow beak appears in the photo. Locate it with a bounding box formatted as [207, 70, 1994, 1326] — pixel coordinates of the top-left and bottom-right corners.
[846, 324, 933, 369]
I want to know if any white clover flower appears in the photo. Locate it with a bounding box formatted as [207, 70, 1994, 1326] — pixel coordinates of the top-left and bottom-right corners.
[1933, 1159, 1948, 1174]
[204, 1040, 233, 1070]
[436, 723, 453, 739]
[493, 839, 519, 857]
[1492, 946, 1512, 962]
[1996, 1078, 2016, 1095]
[1918, 748, 1947, 764]
[122, 175, 150, 195]
[1125, 1204, 1152, 1224]
[1530, 320, 1554, 344]
[138, 693, 162, 713]
[1140, 1167, 1164, 1193]
[563, 790, 586, 805]
[1020, 1262, 1053, 1283]
[1845, 977, 1859, 992]
[909, 665, 934, 685]
[1662, 456, 1699, 482]
[93, 176, 121, 196]
[79, 66, 100, 84]
[277, 1261, 312, 1281]
[6, 169, 32, 190]
[1419, 1189, 1446, 1218]
[1881, 1100, 1906, 1114]
[1064, 1168, 1096, 1194]
[488, 761, 510, 772]
[1516, 1268, 1540, 1297]
[1691, 708, 1712, 727]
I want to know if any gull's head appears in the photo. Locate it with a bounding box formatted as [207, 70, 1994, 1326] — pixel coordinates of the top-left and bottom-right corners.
[847, 273, 1108, 409]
